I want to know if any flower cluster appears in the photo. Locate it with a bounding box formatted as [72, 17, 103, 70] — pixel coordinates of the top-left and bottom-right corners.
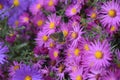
[0, 0, 120, 80]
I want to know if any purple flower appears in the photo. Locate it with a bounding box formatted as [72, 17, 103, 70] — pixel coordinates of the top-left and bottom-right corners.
[12, 64, 43, 80]
[65, 3, 81, 17]
[32, 12, 46, 29]
[100, 0, 120, 32]
[9, 0, 30, 15]
[0, 0, 11, 19]
[44, 0, 58, 12]
[83, 40, 112, 70]
[29, 0, 44, 15]
[43, 14, 61, 35]
[0, 42, 9, 64]
[69, 24, 84, 48]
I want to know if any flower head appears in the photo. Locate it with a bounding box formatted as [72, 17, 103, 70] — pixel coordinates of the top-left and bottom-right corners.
[65, 4, 81, 17]
[0, 42, 9, 64]
[83, 40, 112, 69]
[100, 0, 120, 32]
[12, 64, 43, 80]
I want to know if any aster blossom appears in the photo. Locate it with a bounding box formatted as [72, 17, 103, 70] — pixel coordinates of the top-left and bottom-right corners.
[12, 64, 43, 80]
[83, 40, 112, 69]
[100, 0, 120, 32]
[0, 42, 9, 64]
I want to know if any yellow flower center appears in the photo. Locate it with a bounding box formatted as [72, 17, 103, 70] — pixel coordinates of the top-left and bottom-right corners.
[24, 76, 32, 80]
[0, 4, 3, 10]
[117, 63, 120, 68]
[58, 64, 65, 73]
[36, 4, 41, 9]
[42, 35, 48, 42]
[108, 9, 116, 17]
[50, 42, 54, 48]
[110, 26, 116, 32]
[76, 75, 82, 80]
[48, 0, 54, 6]
[63, 30, 68, 37]
[53, 51, 58, 58]
[37, 20, 43, 27]
[9, 33, 14, 37]
[74, 48, 80, 56]
[95, 51, 103, 59]
[13, 0, 20, 7]
[15, 20, 19, 26]
[71, 32, 78, 39]
[49, 22, 55, 29]
[90, 12, 97, 19]
[84, 44, 89, 51]
[13, 65, 20, 71]
[24, 17, 29, 22]
[71, 8, 77, 14]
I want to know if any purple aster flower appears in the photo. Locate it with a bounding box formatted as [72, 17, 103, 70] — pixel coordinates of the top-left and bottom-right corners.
[29, 0, 44, 15]
[19, 12, 30, 26]
[0, 0, 10, 19]
[103, 71, 119, 80]
[32, 12, 46, 29]
[86, 7, 98, 20]
[54, 64, 66, 80]
[49, 48, 59, 60]
[43, 14, 61, 35]
[83, 40, 112, 70]
[44, 0, 58, 12]
[69, 24, 84, 48]
[65, 56, 81, 72]
[69, 67, 86, 80]
[0, 42, 9, 64]
[100, 0, 120, 31]
[9, 0, 29, 15]
[87, 68, 106, 80]
[35, 31, 50, 47]
[12, 64, 43, 80]
[65, 3, 81, 17]
[5, 33, 16, 44]
[9, 61, 22, 77]
[8, 13, 20, 28]
[60, 22, 70, 38]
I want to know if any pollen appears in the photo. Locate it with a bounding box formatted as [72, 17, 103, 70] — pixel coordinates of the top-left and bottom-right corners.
[108, 9, 116, 17]
[15, 20, 19, 26]
[50, 42, 54, 48]
[42, 35, 48, 42]
[71, 32, 78, 39]
[53, 51, 58, 58]
[110, 26, 116, 32]
[90, 12, 97, 19]
[37, 20, 43, 27]
[9, 33, 14, 37]
[71, 8, 77, 14]
[95, 50, 103, 59]
[74, 48, 80, 56]
[13, 0, 20, 7]
[36, 4, 41, 9]
[0, 4, 3, 10]
[24, 17, 29, 22]
[76, 75, 82, 80]
[63, 30, 68, 37]
[48, 0, 54, 6]
[24, 76, 32, 80]
[13, 65, 20, 71]
[49, 22, 55, 29]
[84, 44, 89, 51]
[58, 64, 65, 73]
